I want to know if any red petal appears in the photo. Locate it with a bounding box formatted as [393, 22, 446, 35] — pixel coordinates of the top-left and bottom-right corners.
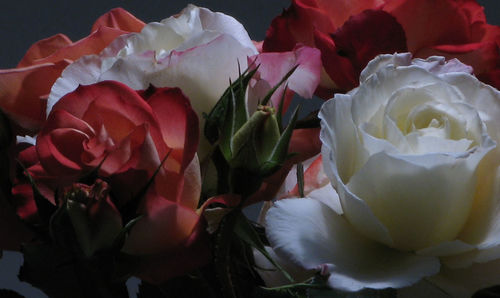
[91, 7, 145, 33]
[33, 27, 128, 66]
[383, 0, 485, 52]
[146, 87, 199, 171]
[332, 9, 407, 79]
[133, 218, 210, 284]
[17, 34, 73, 67]
[37, 110, 94, 175]
[313, 0, 385, 28]
[313, 29, 357, 91]
[0, 61, 69, 131]
[123, 194, 200, 255]
[263, 0, 384, 53]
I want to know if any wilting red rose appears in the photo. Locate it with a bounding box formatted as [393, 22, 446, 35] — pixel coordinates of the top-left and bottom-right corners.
[13, 81, 207, 282]
[264, 0, 500, 95]
[0, 8, 144, 132]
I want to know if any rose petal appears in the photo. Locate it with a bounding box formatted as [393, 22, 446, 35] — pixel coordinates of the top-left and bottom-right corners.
[17, 34, 73, 67]
[0, 61, 69, 130]
[266, 198, 440, 291]
[146, 87, 199, 170]
[247, 45, 321, 110]
[123, 194, 199, 255]
[428, 258, 500, 298]
[331, 9, 407, 77]
[91, 7, 145, 33]
[383, 0, 482, 52]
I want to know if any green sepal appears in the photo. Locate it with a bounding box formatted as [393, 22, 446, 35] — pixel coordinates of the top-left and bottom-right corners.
[296, 162, 305, 198]
[204, 67, 258, 145]
[111, 215, 144, 252]
[260, 65, 298, 106]
[259, 106, 299, 176]
[232, 211, 294, 283]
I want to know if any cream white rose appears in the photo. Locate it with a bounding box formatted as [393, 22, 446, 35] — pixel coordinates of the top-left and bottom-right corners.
[264, 53, 500, 297]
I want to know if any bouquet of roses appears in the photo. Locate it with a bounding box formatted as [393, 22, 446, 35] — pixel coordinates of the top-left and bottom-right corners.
[0, 1, 499, 297]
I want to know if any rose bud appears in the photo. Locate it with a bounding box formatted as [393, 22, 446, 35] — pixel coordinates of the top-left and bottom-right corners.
[63, 180, 122, 257]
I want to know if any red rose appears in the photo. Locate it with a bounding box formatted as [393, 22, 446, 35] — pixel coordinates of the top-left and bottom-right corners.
[13, 81, 206, 282]
[264, 0, 500, 95]
[0, 8, 144, 132]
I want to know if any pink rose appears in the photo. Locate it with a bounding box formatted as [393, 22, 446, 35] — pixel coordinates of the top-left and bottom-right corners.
[13, 80, 206, 282]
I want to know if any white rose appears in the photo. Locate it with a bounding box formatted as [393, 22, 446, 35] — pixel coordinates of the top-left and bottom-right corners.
[264, 53, 500, 297]
[46, 5, 321, 159]
[47, 4, 258, 118]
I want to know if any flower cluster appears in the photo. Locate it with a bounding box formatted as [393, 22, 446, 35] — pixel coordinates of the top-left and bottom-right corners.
[0, 1, 499, 298]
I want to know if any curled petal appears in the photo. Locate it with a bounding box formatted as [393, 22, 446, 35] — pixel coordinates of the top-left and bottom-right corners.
[91, 7, 145, 33]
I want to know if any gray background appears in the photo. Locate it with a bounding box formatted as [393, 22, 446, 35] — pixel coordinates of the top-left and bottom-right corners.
[0, 0, 499, 297]
[2, 0, 498, 68]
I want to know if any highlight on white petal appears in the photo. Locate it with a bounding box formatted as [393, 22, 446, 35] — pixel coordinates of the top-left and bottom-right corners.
[265, 198, 440, 292]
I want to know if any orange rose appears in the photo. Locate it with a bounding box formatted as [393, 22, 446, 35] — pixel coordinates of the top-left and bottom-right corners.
[0, 8, 144, 132]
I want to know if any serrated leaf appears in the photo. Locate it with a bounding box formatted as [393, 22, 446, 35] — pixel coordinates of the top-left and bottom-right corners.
[232, 211, 294, 283]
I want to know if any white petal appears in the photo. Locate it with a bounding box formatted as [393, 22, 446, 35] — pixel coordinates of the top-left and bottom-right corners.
[47, 55, 103, 115]
[346, 150, 488, 251]
[253, 246, 314, 287]
[319, 94, 367, 183]
[360, 53, 412, 83]
[266, 198, 440, 292]
[428, 258, 500, 298]
[441, 72, 500, 144]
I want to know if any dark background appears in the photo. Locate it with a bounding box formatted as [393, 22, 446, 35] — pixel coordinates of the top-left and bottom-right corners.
[0, 1, 499, 297]
[1, 0, 499, 68]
